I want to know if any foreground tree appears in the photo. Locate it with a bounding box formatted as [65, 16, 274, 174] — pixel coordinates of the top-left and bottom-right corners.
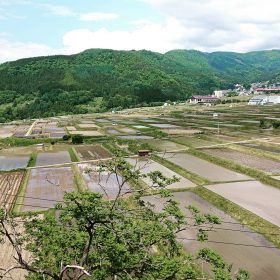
[0, 158, 249, 279]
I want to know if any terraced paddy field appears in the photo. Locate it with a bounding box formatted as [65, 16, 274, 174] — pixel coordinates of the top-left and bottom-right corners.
[35, 151, 71, 166]
[239, 143, 280, 153]
[21, 167, 75, 211]
[0, 172, 24, 211]
[143, 139, 187, 152]
[143, 192, 280, 280]
[205, 181, 280, 227]
[79, 163, 130, 199]
[75, 145, 111, 160]
[162, 152, 251, 182]
[118, 135, 154, 140]
[202, 148, 280, 173]
[126, 158, 196, 189]
[173, 136, 215, 148]
[69, 130, 104, 136]
[0, 155, 29, 171]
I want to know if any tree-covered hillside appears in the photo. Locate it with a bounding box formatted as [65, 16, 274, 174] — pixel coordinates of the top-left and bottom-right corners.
[0, 48, 280, 121]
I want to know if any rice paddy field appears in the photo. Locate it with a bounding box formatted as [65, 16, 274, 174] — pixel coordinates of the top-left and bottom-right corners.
[126, 157, 196, 189]
[143, 192, 280, 280]
[0, 155, 29, 171]
[75, 145, 111, 160]
[162, 152, 251, 182]
[0, 102, 280, 278]
[35, 151, 71, 166]
[21, 167, 75, 211]
[202, 148, 280, 173]
[0, 172, 24, 211]
[78, 163, 130, 199]
[205, 181, 280, 227]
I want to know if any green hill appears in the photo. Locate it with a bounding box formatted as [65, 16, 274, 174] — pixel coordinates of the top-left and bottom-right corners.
[0, 48, 280, 121]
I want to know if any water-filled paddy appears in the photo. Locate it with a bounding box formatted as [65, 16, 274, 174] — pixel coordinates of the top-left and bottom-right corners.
[143, 192, 280, 280]
[79, 163, 130, 199]
[22, 167, 75, 211]
[162, 152, 251, 182]
[0, 155, 29, 171]
[36, 151, 71, 166]
[126, 158, 195, 189]
[206, 181, 280, 227]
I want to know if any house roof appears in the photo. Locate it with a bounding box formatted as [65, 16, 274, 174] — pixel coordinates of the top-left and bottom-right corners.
[191, 95, 218, 100]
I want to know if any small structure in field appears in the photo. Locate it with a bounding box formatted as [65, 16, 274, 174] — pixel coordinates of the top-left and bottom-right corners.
[190, 95, 218, 104]
[138, 150, 150, 157]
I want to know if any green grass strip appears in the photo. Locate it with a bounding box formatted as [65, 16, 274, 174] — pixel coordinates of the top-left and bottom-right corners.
[69, 147, 80, 162]
[27, 152, 37, 167]
[12, 170, 30, 214]
[191, 186, 280, 248]
[72, 164, 88, 191]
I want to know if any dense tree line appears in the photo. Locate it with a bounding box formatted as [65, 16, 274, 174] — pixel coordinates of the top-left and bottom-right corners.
[0, 48, 280, 121]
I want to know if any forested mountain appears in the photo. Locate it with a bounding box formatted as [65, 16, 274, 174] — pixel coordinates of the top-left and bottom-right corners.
[0, 48, 280, 121]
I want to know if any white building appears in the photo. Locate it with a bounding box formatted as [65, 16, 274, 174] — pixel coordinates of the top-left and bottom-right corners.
[248, 95, 280, 105]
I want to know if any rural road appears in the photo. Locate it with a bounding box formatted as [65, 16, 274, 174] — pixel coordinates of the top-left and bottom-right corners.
[25, 120, 38, 137]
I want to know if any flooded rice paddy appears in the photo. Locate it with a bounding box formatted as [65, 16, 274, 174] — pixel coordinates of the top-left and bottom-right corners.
[143, 192, 280, 280]
[202, 148, 280, 173]
[162, 152, 251, 182]
[143, 139, 187, 152]
[206, 181, 280, 227]
[126, 158, 196, 189]
[22, 167, 75, 211]
[79, 164, 130, 199]
[75, 145, 111, 161]
[0, 155, 29, 171]
[35, 151, 71, 166]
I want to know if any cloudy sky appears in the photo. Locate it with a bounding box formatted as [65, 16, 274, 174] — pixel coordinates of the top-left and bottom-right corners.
[1, 0, 280, 62]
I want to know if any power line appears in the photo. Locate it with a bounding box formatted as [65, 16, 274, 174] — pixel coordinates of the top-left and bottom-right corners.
[1, 193, 280, 231]
[177, 237, 279, 249]
[1, 200, 280, 239]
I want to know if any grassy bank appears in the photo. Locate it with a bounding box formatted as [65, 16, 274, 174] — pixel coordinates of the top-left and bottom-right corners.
[152, 154, 209, 186]
[192, 187, 280, 248]
[12, 170, 30, 213]
[27, 152, 37, 167]
[188, 148, 280, 189]
[69, 147, 80, 162]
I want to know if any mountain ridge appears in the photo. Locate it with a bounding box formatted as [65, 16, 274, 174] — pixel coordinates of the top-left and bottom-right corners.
[0, 48, 279, 121]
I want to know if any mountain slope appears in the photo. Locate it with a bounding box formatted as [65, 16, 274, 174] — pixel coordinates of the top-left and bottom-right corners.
[0, 48, 279, 121]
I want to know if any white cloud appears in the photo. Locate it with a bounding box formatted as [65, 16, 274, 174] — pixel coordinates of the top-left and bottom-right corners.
[139, 0, 280, 52]
[79, 12, 119, 22]
[62, 18, 186, 54]
[0, 35, 61, 63]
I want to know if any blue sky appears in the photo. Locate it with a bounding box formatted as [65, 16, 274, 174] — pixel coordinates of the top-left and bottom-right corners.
[1, 0, 280, 62]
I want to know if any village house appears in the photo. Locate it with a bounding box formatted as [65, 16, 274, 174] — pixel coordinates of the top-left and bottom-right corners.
[190, 95, 219, 104]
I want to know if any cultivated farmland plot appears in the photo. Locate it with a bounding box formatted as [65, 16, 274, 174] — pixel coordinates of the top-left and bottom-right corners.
[21, 167, 75, 211]
[205, 181, 280, 227]
[70, 130, 104, 136]
[143, 192, 280, 280]
[0, 155, 29, 171]
[79, 163, 130, 199]
[143, 139, 187, 152]
[162, 152, 251, 182]
[202, 148, 280, 173]
[35, 151, 71, 166]
[75, 145, 111, 161]
[0, 172, 24, 211]
[126, 158, 196, 189]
